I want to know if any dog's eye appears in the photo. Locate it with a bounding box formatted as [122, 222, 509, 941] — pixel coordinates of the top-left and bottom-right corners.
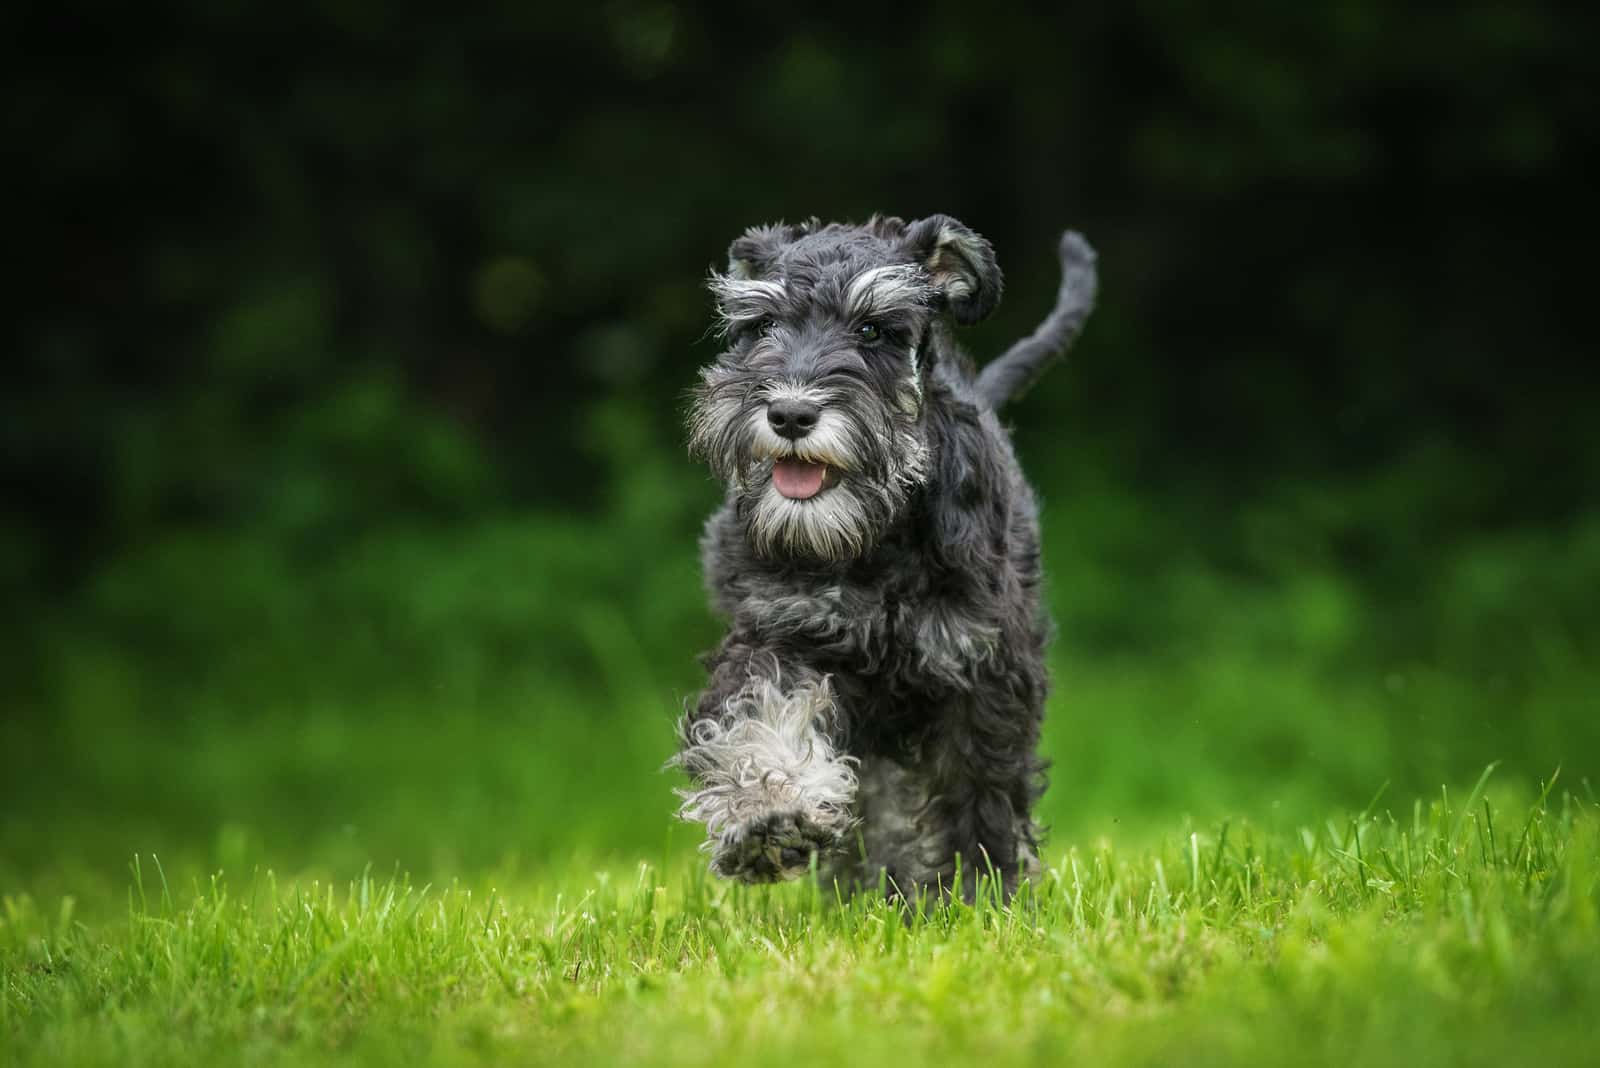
[857, 322, 881, 342]
[758, 318, 778, 336]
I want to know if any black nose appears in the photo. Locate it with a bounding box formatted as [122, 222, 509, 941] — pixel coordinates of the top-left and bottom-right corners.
[767, 398, 821, 440]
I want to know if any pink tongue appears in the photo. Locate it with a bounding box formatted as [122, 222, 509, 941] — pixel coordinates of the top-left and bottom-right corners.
[772, 459, 827, 500]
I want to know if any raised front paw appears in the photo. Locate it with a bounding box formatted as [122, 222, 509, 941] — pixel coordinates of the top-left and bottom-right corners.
[711, 809, 843, 884]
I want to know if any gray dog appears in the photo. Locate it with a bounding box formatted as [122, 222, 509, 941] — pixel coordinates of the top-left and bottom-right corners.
[675, 215, 1097, 899]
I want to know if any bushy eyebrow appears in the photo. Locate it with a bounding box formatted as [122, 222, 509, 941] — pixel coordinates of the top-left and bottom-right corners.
[708, 274, 787, 334]
[843, 265, 933, 320]
[708, 264, 933, 339]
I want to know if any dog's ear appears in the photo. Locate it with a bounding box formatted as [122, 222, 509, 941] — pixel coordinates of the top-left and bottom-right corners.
[902, 215, 1003, 325]
[725, 218, 818, 280]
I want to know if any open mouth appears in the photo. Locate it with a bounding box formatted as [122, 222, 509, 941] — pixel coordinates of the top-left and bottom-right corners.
[771, 458, 838, 500]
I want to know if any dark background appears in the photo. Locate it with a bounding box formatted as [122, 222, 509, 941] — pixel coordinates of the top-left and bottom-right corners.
[5, 3, 1597, 888]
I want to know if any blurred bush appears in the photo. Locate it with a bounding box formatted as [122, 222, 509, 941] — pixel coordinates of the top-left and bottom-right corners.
[7, 2, 1594, 584]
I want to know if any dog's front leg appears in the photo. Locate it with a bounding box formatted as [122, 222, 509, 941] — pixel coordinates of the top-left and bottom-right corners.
[673, 646, 857, 883]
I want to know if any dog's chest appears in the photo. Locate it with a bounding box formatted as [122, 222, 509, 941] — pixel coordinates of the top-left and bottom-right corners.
[736, 569, 999, 699]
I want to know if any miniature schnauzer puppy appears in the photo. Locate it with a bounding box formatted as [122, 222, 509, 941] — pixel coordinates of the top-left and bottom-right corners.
[675, 214, 1097, 899]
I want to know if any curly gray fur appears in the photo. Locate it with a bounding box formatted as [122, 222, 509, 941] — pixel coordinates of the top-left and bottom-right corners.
[677, 214, 1098, 899]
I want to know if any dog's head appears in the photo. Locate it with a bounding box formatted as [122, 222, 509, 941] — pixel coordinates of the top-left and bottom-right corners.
[688, 215, 1003, 562]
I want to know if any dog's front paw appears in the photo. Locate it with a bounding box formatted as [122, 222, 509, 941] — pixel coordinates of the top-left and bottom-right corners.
[711, 809, 843, 884]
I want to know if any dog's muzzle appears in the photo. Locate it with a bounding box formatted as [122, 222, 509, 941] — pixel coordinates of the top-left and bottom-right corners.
[762, 398, 842, 500]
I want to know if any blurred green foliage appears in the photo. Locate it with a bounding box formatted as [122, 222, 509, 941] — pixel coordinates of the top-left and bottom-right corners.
[3, 4, 1597, 888]
[9, 3, 1596, 572]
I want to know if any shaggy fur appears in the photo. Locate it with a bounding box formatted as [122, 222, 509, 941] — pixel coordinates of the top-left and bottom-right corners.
[674, 215, 1098, 899]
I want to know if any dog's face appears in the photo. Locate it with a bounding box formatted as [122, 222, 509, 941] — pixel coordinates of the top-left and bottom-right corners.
[688, 215, 1002, 562]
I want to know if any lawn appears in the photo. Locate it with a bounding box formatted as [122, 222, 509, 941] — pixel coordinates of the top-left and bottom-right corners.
[4, 774, 1595, 1067]
[4, 516, 1598, 1065]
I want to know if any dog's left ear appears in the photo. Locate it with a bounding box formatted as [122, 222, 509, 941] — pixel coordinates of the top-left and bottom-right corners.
[902, 215, 1003, 325]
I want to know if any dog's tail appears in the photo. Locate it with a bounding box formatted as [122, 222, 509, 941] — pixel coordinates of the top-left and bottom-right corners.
[975, 230, 1098, 408]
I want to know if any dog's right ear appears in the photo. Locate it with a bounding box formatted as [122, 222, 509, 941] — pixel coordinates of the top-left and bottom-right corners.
[725, 218, 817, 279]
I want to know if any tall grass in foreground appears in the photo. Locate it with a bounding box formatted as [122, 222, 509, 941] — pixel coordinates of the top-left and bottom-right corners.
[3, 773, 1595, 1067]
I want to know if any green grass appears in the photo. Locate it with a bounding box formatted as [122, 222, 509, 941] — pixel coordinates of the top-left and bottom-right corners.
[4, 775, 1595, 1067]
[5, 513, 1600, 1065]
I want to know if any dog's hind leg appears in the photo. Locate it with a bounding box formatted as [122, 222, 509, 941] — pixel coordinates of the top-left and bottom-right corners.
[672, 648, 857, 883]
